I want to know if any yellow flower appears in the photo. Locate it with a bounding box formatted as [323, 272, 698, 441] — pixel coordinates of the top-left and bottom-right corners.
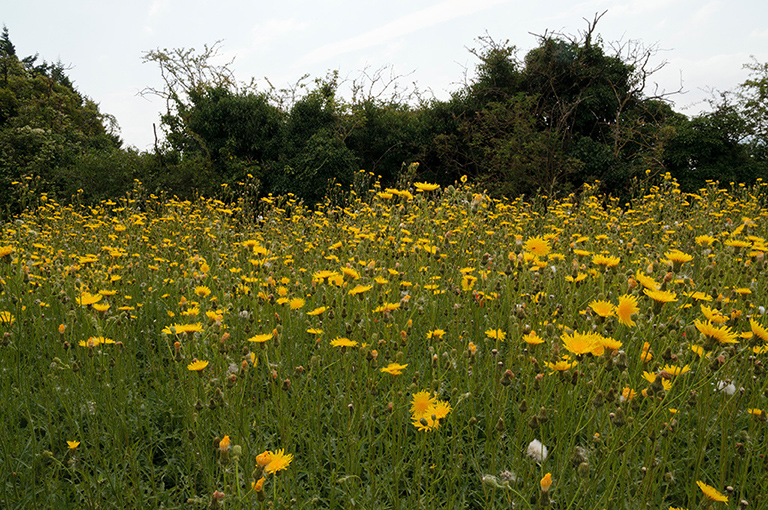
[380, 363, 408, 375]
[67, 440, 80, 450]
[187, 359, 209, 371]
[616, 294, 639, 326]
[264, 449, 293, 474]
[696, 480, 728, 502]
[426, 329, 446, 339]
[348, 284, 372, 296]
[330, 337, 358, 348]
[540, 473, 552, 492]
[77, 292, 102, 306]
[414, 182, 440, 192]
[695, 234, 716, 246]
[524, 236, 551, 257]
[162, 323, 204, 335]
[694, 319, 738, 344]
[544, 359, 578, 374]
[288, 297, 305, 310]
[410, 390, 436, 418]
[307, 306, 327, 316]
[256, 450, 272, 467]
[340, 267, 360, 280]
[252, 477, 265, 492]
[523, 331, 545, 345]
[0, 311, 14, 324]
[0, 246, 14, 258]
[588, 299, 614, 318]
[634, 270, 659, 291]
[592, 253, 620, 268]
[194, 285, 211, 297]
[561, 331, 599, 355]
[249, 333, 272, 343]
[660, 364, 691, 376]
[485, 328, 506, 340]
[701, 304, 727, 324]
[750, 318, 768, 342]
[643, 288, 677, 303]
[219, 435, 231, 451]
[664, 249, 693, 265]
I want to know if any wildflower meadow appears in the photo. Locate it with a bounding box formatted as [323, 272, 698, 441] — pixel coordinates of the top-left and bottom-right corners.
[1, 172, 767, 509]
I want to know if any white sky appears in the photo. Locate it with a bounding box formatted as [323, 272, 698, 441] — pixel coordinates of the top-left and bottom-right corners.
[4, 0, 768, 151]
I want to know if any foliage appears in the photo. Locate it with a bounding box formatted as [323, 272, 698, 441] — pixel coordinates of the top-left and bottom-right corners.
[2, 175, 768, 508]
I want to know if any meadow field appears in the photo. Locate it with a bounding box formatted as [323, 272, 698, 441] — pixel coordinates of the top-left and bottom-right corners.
[1, 172, 767, 509]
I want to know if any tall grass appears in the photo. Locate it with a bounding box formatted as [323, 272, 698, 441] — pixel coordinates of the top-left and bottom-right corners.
[0, 172, 766, 509]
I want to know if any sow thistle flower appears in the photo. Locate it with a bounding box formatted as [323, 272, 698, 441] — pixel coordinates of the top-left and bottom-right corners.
[591, 253, 620, 268]
[544, 358, 577, 374]
[485, 328, 506, 340]
[694, 319, 739, 345]
[0, 311, 15, 324]
[187, 359, 209, 372]
[643, 288, 677, 304]
[588, 299, 614, 318]
[616, 294, 639, 327]
[248, 333, 272, 343]
[77, 292, 102, 306]
[696, 480, 728, 502]
[664, 249, 693, 271]
[380, 363, 408, 375]
[700, 304, 727, 324]
[413, 182, 440, 192]
[410, 390, 452, 431]
[750, 318, 768, 342]
[79, 336, 115, 348]
[162, 323, 204, 335]
[330, 337, 358, 348]
[524, 236, 551, 258]
[256, 449, 294, 475]
[523, 331, 545, 345]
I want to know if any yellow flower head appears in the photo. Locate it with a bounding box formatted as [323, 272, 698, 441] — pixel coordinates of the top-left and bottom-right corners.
[485, 328, 506, 340]
[524, 236, 551, 258]
[616, 294, 639, 327]
[380, 363, 408, 375]
[540, 473, 552, 492]
[187, 359, 209, 372]
[330, 337, 358, 348]
[643, 288, 677, 303]
[410, 390, 437, 418]
[588, 299, 614, 318]
[264, 449, 293, 474]
[696, 480, 728, 502]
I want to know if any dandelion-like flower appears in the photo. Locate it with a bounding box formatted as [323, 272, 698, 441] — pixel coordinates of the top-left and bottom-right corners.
[643, 288, 677, 304]
[694, 319, 738, 344]
[410, 390, 437, 418]
[588, 300, 614, 318]
[696, 480, 728, 502]
[592, 253, 620, 268]
[616, 294, 639, 327]
[524, 236, 551, 258]
[330, 337, 358, 348]
[380, 363, 408, 375]
[187, 359, 209, 371]
[264, 449, 293, 474]
[485, 328, 506, 340]
[750, 318, 768, 342]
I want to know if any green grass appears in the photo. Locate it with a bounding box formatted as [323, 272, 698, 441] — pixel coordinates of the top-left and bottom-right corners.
[1, 173, 767, 509]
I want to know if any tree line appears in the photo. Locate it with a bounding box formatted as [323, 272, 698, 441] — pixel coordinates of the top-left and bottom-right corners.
[1, 16, 767, 217]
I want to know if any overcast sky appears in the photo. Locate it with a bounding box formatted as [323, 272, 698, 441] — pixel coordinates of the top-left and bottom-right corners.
[5, 0, 768, 150]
